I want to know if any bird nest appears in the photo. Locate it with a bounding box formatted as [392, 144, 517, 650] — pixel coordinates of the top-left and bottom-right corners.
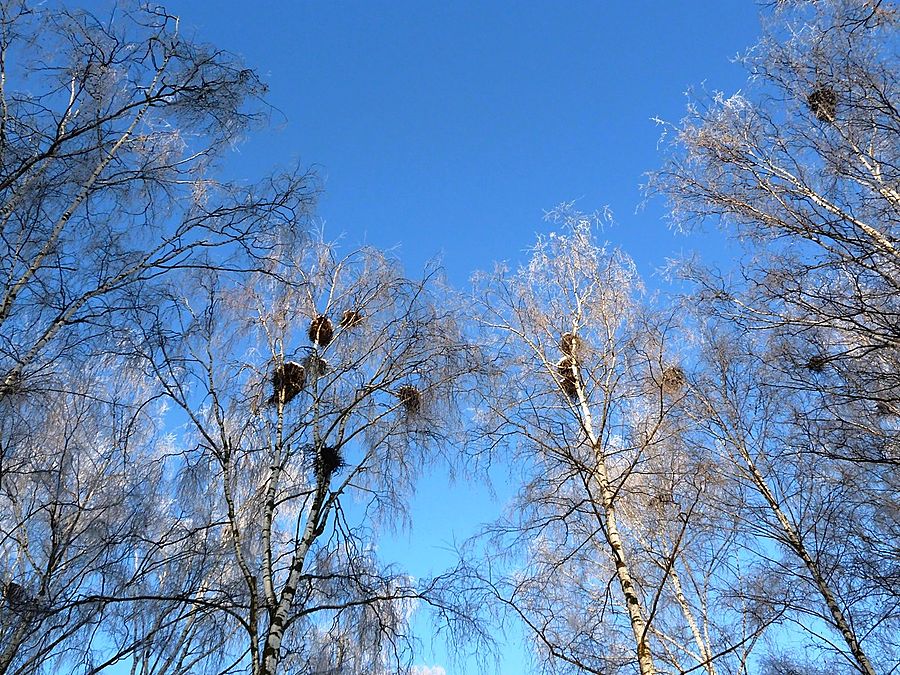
[269, 361, 305, 405]
[875, 400, 896, 416]
[556, 357, 579, 399]
[308, 314, 334, 348]
[340, 309, 365, 328]
[805, 355, 828, 373]
[807, 86, 837, 122]
[396, 385, 422, 414]
[560, 332, 584, 357]
[660, 365, 686, 396]
[312, 444, 346, 477]
[3, 581, 35, 614]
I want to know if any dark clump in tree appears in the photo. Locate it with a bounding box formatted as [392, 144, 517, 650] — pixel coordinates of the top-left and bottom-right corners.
[806, 355, 828, 373]
[807, 86, 837, 122]
[317, 445, 345, 477]
[309, 315, 334, 348]
[560, 332, 583, 357]
[0, 371, 22, 398]
[3, 581, 33, 613]
[340, 309, 365, 328]
[660, 365, 686, 396]
[396, 385, 422, 415]
[556, 357, 579, 399]
[875, 400, 896, 417]
[270, 361, 305, 405]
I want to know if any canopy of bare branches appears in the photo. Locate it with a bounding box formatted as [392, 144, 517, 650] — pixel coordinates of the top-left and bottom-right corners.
[2, 1, 897, 674]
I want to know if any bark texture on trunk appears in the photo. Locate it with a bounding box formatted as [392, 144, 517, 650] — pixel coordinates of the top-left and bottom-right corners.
[738, 447, 877, 675]
[569, 360, 657, 675]
[258, 481, 328, 675]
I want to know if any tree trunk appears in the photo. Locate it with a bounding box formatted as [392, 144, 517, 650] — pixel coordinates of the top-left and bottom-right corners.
[571, 363, 657, 675]
[0, 617, 30, 675]
[591, 451, 658, 675]
[259, 481, 329, 675]
[737, 445, 877, 675]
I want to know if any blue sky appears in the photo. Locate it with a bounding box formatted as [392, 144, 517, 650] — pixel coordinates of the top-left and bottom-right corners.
[90, 2, 763, 671]
[166, 1, 760, 283]
[181, 2, 762, 671]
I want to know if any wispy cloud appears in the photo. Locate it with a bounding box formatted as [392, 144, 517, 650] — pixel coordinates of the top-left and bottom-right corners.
[411, 666, 447, 675]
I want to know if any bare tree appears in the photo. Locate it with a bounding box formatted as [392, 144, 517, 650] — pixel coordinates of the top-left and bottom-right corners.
[676, 322, 897, 673]
[461, 209, 763, 675]
[1, 2, 315, 672]
[651, 0, 899, 464]
[0, 0, 315, 399]
[128, 236, 479, 675]
[1, 3, 481, 672]
[651, 0, 899, 672]
[0, 363, 177, 674]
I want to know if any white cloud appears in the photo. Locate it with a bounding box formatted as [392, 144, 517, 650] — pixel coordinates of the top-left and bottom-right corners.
[411, 666, 447, 675]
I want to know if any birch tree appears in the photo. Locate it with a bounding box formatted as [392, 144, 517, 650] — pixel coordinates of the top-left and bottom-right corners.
[131, 237, 478, 675]
[651, 0, 899, 671]
[1, 2, 314, 672]
[463, 210, 761, 675]
[0, 362, 183, 674]
[0, 0, 315, 400]
[688, 325, 898, 674]
[652, 0, 899, 465]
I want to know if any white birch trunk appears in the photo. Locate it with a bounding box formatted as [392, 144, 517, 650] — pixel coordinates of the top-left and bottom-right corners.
[570, 361, 657, 675]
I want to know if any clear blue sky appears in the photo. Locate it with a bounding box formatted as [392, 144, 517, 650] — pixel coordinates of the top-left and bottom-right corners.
[89, 2, 763, 671]
[166, 1, 760, 283]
